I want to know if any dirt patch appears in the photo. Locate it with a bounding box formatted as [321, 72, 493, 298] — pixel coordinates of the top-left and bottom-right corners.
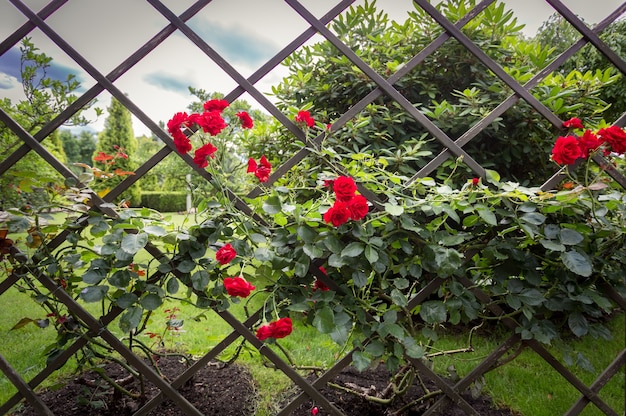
[12, 356, 257, 416]
[12, 358, 517, 415]
[285, 366, 518, 416]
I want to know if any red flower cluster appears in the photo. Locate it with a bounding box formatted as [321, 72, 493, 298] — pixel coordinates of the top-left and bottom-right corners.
[551, 119, 626, 166]
[215, 243, 237, 265]
[223, 276, 255, 298]
[295, 110, 315, 128]
[323, 176, 368, 227]
[256, 317, 293, 341]
[166, 99, 254, 168]
[247, 155, 272, 183]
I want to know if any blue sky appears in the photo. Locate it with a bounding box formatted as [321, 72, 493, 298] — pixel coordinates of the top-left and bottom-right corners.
[0, 0, 623, 136]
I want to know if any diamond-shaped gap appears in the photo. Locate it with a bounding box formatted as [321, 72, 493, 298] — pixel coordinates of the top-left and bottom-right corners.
[43, 0, 166, 76]
[112, 32, 239, 138]
[0, 284, 59, 402]
[454, 102, 557, 184]
[186, 0, 306, 76]
[535, 12, 626, 124]
[0, 28, 99, 129]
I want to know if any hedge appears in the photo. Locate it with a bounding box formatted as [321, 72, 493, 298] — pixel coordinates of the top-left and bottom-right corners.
[140, 191, 187, 212]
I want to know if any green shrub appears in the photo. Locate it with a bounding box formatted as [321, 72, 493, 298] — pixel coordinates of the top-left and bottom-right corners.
[140, 191, 187, 212]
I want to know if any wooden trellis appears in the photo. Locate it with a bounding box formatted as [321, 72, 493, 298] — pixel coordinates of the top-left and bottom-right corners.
[1, 0, 626, 415]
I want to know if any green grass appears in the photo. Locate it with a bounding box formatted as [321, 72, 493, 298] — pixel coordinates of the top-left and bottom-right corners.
[427, 314, 625, 415]
[2, 211, 625, 415]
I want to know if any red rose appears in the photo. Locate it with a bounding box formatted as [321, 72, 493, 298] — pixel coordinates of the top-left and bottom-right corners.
[255, 317, 293, 341]
[295, 110, 315, 127]
[551, 136, 582, 165]
[333, 176, 357, 202]
[563, 117, 584, 130]
[203, 99, 229, 113]
[347, 194, 368, 221]
[313, 279, 330, 291]
[597, 125, 626, 155]
[577, 129, 602, 158]
[172, 130, 192, 154]
[269, 317, 292, 339]
[236, 111, 254, 129]
[167, 112, 189, 134]
[215, 243, 237, 265]
[193, 142, 218, 168]
[247, 156, 272, 182]
[223, 277, 255, 298]
[323, 201, 350, 227]
[256, 324, 273, 341]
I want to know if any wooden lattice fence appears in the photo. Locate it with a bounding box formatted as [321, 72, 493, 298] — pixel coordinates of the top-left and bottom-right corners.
[1, 0, 626, 415]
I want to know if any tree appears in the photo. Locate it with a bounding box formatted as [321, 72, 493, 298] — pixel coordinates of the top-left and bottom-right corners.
[0, 38, 96, 209]
[270, 0, 616, 185]
[92, 97, 141, 205]
[60, 129, 97, 174]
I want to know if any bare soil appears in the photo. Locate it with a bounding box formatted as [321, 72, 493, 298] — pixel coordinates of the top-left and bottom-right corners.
[11, 356, 518, 415]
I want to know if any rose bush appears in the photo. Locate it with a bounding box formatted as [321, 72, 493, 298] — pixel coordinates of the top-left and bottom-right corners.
[3, 100, 626, 380]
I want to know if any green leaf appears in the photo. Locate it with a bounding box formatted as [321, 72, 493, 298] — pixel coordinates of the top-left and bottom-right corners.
[121, 233, 148, 254]
[365, 340, 385, 357]
[521, 212, 546, 226]
[402, 336, 425, 359]
[116, 293, 138, 309]
[262, 195, 282, 214]
[295, 254, 310, 277]
[352, 271, 368, 288]
[341, 242, 364, 257]
[109, 270, 132, 289]
[313, 306, 335, 334]
[422, 245, 463, 278]
[176, 259, 196, 273]
[384, 202, 404, 216]
[568, 312, 588, 337]
[119, 306, 142, 333]
[518, 288, 544, 306]
[144, 225, 166, 236]
[191, 270, 210, 290]
[560, 228, 584, 245]
[83, 269, 107, 285]
[420, 300, 447, 324]
[352, 351, 371, 372]
[140, 294, 163, 311]
[475, 204, 497, 226]
[297, 225, 317, 243]
[79, 286, 109, 302]
[303, 243, 324, 259]
[539, 239, 565, 252]
[390, 288, 407, 307]
[561, 250, 592, 277]
[166, 277, 179, 295]
[365, 245, 379, 264]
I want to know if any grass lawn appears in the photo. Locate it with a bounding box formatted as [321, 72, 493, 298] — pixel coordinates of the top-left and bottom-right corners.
[1, 211, 625, 415]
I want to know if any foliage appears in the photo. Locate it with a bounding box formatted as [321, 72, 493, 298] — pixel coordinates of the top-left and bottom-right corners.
[270, 0, 617, 184]
[4, 108, 626, 378]
[59, 129, 97, 175]
[0, 38, 98, 209]
[535, 15, 626, 122]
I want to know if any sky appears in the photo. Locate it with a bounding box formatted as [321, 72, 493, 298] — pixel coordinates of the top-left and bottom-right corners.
[0, 0, 624, 137]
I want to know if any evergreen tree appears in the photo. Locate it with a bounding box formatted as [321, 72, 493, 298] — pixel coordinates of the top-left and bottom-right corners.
[93, 97, 141, 205]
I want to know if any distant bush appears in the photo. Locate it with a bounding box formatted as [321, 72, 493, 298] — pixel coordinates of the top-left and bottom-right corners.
[140, 191, 187, 212]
